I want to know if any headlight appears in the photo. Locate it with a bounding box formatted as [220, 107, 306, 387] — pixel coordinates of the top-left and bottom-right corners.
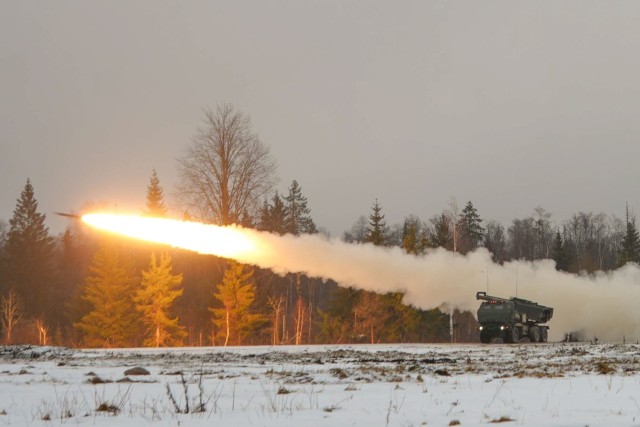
[479, 326, 483, 331]
[500, 326, 505, 331]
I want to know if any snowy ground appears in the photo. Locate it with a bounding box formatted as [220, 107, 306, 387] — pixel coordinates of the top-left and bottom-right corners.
[1, 343, 640, 426]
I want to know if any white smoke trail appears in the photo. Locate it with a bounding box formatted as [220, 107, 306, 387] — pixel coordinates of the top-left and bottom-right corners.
[83, 214, 640, 342]
[244, 231, 640, 342]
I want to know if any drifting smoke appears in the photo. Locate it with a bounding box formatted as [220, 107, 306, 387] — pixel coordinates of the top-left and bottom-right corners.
[84, 213, 640, 342]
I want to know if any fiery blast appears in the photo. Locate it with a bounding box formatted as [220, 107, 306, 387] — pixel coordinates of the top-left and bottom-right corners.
[83, 213, 640, 342]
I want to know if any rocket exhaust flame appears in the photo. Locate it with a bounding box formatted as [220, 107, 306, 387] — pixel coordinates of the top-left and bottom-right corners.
[83, 213, 640, 342]
[82, 214, 258, 259]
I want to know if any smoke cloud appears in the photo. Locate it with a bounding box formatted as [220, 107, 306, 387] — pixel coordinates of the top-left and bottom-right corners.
[235, 229, 640, 342]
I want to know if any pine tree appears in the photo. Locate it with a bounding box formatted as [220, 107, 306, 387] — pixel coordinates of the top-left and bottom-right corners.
[75, 242, 138, 347]
[459, 201, 485, 253]
[210, 261, 264, 346]
[619, 205, 640, 266]
[365, 199, 388, 246]
[144, 169, 167, 217]
[3, 179, 55, 319]
[133, 252, 186, 347]
[429, 213, 452, 249]
[284, 180, 317, 235]
[551, 230, 570, 271]
[258, 192, 288, 234]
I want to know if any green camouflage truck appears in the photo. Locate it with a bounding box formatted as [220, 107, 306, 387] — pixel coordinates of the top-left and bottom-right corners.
[476, 291, 553, 343]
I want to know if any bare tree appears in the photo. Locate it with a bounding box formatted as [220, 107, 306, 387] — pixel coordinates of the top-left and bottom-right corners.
[267, 295, 285, 345]
[533, 206, 554, 259]
[34, 318, 49, 346]
[0, 219, 8, 246]
[177, 104, 277, 225]
[293, 275, 308, 345]
[446, 197, 461, 252]
[1, 290, 23, 344]
[343, 215, 368, 243]
[508, 216, 536, 260]
[484, 220, 508, 263]
[563, 211, 616, 272]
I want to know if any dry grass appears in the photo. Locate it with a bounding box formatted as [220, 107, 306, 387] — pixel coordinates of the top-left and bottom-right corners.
[490, 416, 515, 423]
[596, 360, 616, 375]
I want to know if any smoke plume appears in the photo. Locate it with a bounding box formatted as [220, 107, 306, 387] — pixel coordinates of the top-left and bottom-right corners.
[240, 230, 640, 342]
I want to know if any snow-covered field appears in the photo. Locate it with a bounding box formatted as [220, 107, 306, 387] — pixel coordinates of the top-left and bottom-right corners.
[1, 343, 640, 426]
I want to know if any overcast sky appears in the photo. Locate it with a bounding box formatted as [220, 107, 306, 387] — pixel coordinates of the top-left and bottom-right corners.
[2, 1, 640, 237]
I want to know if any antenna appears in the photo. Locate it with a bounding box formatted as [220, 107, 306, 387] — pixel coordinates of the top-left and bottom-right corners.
[486, 265, 489, 294]
[515, 263, 519, 298]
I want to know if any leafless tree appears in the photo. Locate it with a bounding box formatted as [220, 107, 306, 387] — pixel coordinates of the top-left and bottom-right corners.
[34, 318, 49, 346]
[0, 219, 8, 246]
[484, 219, 508, 263]
[533, 206, 554, 259]
[293, 275, 308, 345]
[177, 104, 277, 225]
[343, 215, 368, 243]
[446, 197, 461, 253]
[267, 295, 285, 345]
[1, 290, 23, 344]
[563, 211, 615, 272]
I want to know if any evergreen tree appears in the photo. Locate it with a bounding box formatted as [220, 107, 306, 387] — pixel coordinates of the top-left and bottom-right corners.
[619, 206, 640, 266]
[210, 261, 264, 346]
[258, 192, 288, 234]
[133, 252, 186, 347]
[144, 169, 167, 217]
[551, 230, 570, 271]
[459, 201, 485, 253]
[75, 242, 138, 347]
[365, 199, 388, 246]
[429, 213, 452, 249]
[239, 210, 254, 228]
[284, 180, 317, 235]
[3, 179, 55, 319]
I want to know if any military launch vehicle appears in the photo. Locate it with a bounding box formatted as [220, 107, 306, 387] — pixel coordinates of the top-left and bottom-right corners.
[476, 291, 553, 343]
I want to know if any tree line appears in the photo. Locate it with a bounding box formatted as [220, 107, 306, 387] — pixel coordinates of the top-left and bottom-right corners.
[1, 103, 638, 347]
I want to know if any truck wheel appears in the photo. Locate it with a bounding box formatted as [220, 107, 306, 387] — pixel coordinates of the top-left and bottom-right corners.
[528, 326, 540, 343]
[480, 331, 491, 344]
[540, 328, 548, 343]
[505, 327, 519, 343]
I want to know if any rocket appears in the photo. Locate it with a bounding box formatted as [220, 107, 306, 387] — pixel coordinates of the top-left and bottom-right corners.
[54, 212, 82, 220]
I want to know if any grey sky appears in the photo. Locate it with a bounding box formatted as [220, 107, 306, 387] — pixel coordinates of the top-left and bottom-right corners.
[2, 1, 640, 237]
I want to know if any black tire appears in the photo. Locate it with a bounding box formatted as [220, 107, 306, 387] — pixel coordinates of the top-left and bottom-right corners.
[480, 331, 491, 344]
[528, 326, 540, 343]
[540, 327, 548, 343]
[505, 327, 519, 343]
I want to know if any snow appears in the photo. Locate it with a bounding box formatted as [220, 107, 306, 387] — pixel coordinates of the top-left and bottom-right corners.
[1, 343, 640, 426]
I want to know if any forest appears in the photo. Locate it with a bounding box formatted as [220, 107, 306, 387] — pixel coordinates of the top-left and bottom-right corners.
[1, 104, 639, 348]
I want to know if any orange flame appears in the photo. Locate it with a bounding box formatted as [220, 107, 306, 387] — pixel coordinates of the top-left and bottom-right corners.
[82, 213, 258, 259]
